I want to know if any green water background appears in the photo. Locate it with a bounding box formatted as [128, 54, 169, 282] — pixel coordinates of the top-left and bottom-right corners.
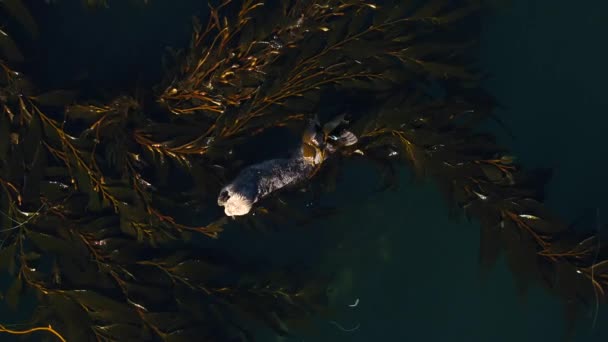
[1, 1, 607, 341]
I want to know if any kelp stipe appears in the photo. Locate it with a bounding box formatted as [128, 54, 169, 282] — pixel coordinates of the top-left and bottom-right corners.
[1, 1, 607, 341]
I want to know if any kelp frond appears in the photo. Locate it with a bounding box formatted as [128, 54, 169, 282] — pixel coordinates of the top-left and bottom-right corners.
[147, 0, 482, 161]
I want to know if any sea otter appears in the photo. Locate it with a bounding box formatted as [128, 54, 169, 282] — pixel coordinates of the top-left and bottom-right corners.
[217, 116, 357, 216]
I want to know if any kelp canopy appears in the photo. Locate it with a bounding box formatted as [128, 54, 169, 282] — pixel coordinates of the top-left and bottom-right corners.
[0, 0, 607, 341]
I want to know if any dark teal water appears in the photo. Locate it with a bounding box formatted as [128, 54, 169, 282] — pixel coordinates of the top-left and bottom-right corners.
[1, 1, 607, 341]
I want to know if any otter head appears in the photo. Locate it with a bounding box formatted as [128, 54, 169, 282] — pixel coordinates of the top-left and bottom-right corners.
[217, 185, 254, 217]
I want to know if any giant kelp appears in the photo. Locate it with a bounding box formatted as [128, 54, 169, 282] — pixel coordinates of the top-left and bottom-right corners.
[0, 1, 607, 341]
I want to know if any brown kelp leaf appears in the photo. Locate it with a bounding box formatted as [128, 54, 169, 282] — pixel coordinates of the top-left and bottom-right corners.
[22, 146, 47, 206]
[88, 307, 142, 326]
[511, 198, 569, 233]
[65, 290, 136, 315]
[46, 293, 92, 342]
[170, 259, 227, 285]
[0, 190, 13, 237]
[436, 2, 480, 24]
[281, 96, 317, 112]
[22, 110, 42, 164]
[348, 8, 372, 34]
[500, 219, 540, 299]
[255, 309, 290, 336]
[93, 323, 149, 341]
[377, 0, 408, 23]
[1, 0, 39, 38]
[570, 235, 598, 255]
[54, 255, 111, 288]
[165, 328, 212, 342]
[415, 61, 479, 81]
[65, 104, 108, 123]
[590, 260, 608, 275]
[99, 238, 147, 263]
[0, 243, 17, 273]
[40, 119, 63, 148]
[517, 214, 568, 234]
[122, 281, 169, 305]
[144, 312, 196, 333]
[324, 15, 350, 47]
[22, 251, 40, 261]
[26, 230, 78, 256]
[0, 28, 24, 62]
[71, 164, 103, 211]
[105, 185, 137, 206]
[553, 261, 595, 302]
[39, 180, 71, 202]
[400, 43, 463, 60]
[6, 150, 25, 186]
[480, 164, 504, 183]
[77, 215, 120, 231]
[410, 0, 447, 19]
[174, 284, 207, 318]
[341, 38, 385, 60]
[5, 276, 23, 310]
[32, 90, 78, 107]
[0, 110, 9, 160]
[478, 223, 502, 276]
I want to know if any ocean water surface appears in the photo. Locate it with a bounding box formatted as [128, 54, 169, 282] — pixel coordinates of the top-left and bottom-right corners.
[1, 1, 607, 341]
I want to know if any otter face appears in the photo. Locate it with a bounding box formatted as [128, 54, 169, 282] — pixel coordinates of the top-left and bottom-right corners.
[217, 186, 254, 216]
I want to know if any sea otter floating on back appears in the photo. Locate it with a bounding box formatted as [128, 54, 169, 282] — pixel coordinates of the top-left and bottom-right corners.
[217, 116, 358, 216]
